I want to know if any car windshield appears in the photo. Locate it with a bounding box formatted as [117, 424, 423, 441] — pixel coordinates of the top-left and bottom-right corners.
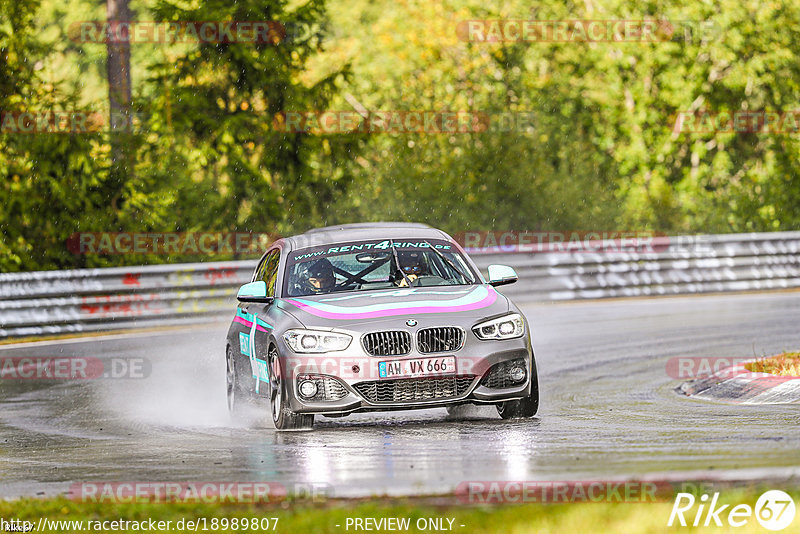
[284, 239, 477, 297]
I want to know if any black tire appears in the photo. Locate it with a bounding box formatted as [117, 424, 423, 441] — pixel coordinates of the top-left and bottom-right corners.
[268, 347, 314, 431]
[496, 364, 539, 419]
[226, 346, 256, 417]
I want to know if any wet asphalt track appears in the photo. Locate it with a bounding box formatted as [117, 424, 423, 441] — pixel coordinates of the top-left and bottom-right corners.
[1, 291, 799, 499]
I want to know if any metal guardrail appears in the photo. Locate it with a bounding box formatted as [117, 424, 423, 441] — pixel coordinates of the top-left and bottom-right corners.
[0, 262, 256, 338]
[468, 232, 800, 301]
[1, 232, 798, 339]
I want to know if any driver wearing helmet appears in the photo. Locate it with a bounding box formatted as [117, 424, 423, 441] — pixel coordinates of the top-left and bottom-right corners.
[394, 250, 427, 287]
[303, 258, 336, 294]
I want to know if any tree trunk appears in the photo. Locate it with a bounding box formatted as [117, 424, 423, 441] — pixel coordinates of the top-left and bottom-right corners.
[106, 0, 133, 210]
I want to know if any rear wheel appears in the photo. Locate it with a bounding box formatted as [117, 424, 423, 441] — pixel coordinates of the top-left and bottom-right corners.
[269, 347, 314, 431]
[226, 346, 256, 416]
[496, 365, 539, 419]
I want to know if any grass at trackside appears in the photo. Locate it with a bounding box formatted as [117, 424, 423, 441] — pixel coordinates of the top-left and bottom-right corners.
[1, 489, 797, 533]
[745, 352, 800, 377]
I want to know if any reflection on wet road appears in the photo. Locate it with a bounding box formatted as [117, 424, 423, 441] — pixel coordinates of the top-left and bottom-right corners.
[1, 291, 799, 498]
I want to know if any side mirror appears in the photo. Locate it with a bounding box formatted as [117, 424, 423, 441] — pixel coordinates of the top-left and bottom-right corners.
[237, 281, 273, 303]
[487, 265, 518, 287]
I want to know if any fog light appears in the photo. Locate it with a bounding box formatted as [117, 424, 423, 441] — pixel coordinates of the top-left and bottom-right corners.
[509, 366, 526, 383]
[298, 380, 318, 398]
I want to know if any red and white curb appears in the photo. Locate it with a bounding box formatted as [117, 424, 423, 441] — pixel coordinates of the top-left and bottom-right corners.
[679, 360, 800, 404]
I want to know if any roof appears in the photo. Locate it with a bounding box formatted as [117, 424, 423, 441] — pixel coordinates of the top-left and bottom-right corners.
[286, 222, 450, 250]
[302, 222, 432, 234]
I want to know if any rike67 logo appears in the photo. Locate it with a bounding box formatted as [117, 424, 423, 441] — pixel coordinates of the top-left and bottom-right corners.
[668, 490, 796, 531]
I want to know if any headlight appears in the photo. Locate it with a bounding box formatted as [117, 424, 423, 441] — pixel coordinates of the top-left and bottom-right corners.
[283, 329, 352, 353]
[472, 313, 525, 340]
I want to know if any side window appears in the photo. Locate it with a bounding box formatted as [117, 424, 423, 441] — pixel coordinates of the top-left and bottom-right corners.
[253, 253, 271, 283]
[260, 250, 280, 297]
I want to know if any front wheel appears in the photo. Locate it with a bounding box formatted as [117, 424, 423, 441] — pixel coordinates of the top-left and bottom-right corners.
[269, 348, 314, 431]
[496, 367, 539, 419]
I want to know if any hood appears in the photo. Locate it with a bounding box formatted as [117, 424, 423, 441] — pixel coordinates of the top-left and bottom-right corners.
[279, 284, 509, 328]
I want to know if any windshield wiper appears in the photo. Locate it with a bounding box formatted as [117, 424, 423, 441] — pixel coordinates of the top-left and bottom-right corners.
[424, 241, 474, 284]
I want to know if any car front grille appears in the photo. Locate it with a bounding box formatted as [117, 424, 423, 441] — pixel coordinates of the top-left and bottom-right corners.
[353, 376, 475, 403]
[362, 331, 412, 356]
[480, 359, 527, 389]
[299, 375, 349, 401]
[417, 327, 464, 353]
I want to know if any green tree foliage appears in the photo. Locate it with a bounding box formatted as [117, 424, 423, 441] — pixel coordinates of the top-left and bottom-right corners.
[142, 0, 359, 237]
[2, 0, 800, 272]
[319, 0, 620, 234]
[0, 0, 112, 271]
[321, 0, 800, 234]
[1, 0, 358, 270]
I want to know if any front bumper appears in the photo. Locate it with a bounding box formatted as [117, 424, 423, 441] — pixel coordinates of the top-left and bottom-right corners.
[285, 343, 535, 416]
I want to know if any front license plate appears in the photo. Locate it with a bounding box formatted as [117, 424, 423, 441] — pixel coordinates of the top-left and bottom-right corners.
[378, 356, 456, 379]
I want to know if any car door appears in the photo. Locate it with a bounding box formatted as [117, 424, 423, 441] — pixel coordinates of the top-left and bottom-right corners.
[236, 248, 280, 392]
